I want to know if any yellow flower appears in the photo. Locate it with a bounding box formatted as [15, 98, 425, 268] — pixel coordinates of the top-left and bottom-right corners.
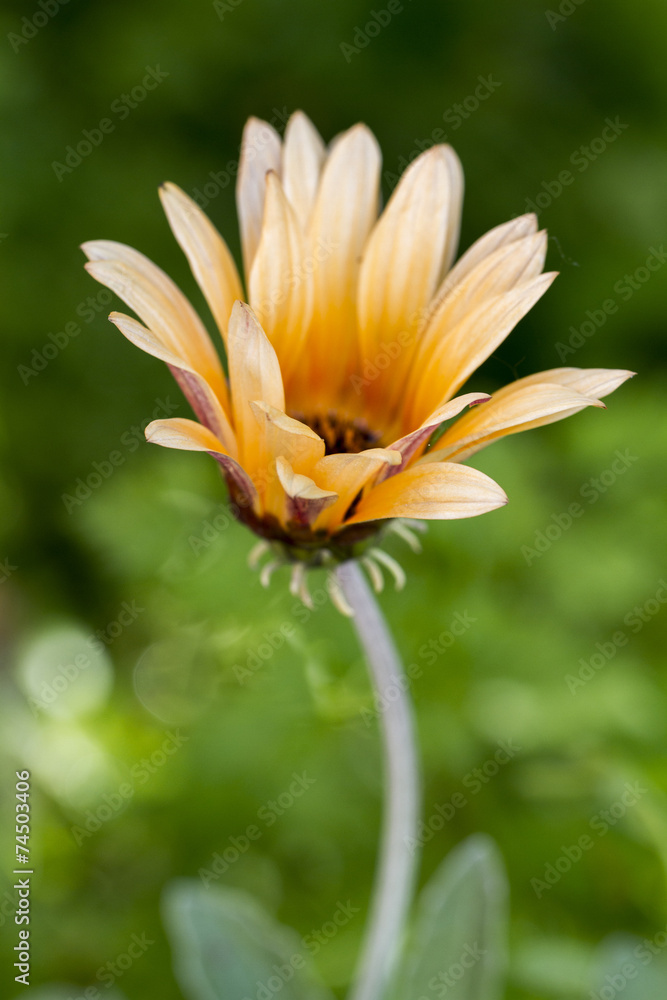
[82, 111, 632, 594]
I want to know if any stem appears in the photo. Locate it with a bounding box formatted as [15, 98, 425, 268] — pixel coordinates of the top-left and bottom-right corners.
[336, 560, 421, 1000]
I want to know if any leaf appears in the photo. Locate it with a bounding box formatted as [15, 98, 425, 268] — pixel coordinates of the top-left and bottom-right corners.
[590, 933, 667, 1000]
[162, 878, 333, 1000]
[395, 834, 509, 1000]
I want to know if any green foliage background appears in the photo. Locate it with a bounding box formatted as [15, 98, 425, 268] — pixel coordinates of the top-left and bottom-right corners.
[0, 0, 665, 997]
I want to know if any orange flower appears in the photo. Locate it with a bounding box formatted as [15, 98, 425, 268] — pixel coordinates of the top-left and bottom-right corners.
[82, 112, 632, 600]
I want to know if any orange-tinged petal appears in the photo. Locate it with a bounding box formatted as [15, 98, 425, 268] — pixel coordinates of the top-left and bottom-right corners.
[145, 417, 257, 509]
[312, 448, 401, 530]
[236, 116, 282, 276]
[435, 213, 539, 299]
[227, 302, 285, 473]
[159, 182, 244, 346]
[82, 240, 229, 412]
[420, 230, 548, 340]
[495, 366, 636, 399]
[248, 172, 314, 384]
[405, 271, 557, 427]
[357, 146, 457, 373]
[381, 392, 491, 480]
[249, 401, 325, 475]
[275, 456, 338, 528]
[345, 463, 507, 524]
[282, 111, 326, 229]
[297, 123, 381, 405]
[109, 312, 236, 454]
[424, 382, 605, 464]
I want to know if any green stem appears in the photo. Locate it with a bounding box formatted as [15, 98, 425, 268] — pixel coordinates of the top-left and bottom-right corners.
[336, 560, 421, 1000]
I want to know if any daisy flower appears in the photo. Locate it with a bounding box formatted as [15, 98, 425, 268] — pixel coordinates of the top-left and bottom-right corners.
[82, 111, 632, 602]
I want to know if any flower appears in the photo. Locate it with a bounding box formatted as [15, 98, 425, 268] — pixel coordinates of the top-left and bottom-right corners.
[82, 111, 632, 603]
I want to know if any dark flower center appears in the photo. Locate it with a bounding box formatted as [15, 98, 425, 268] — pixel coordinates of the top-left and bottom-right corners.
[291, 410, 382, 456]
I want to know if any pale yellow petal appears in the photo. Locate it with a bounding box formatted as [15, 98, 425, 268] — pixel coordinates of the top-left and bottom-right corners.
[248, 172, 314, 384]
[345, 463, 508, 524]
[249, 401, 325, 476]
[439, 145, 465, 276]
[312, 448, 401, 530]
[405, 271, 557, 427]
[146, 417, 257, 509]
[236, 116, 282, 276]
[82, 240, 229, 411]
[424, 382, 604, 464]
[438, 213, 539, 299]
[110, 312, 236, 454]
[357, 146, 456, 369]
[380, 391, 490, 480]
[274, 456, 337, 528]
[227, 302, 285, 473]
[282, 111, 326, 229]
[296, 123, 381, 405]
[494, 366, 636, 400]
[159, 182, 244, 346]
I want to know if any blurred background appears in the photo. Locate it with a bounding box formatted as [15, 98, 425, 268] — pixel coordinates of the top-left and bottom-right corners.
[1, 0, 666, 997]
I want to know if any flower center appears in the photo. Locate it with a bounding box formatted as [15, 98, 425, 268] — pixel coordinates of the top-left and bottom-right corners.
[291, 410, 382, 455]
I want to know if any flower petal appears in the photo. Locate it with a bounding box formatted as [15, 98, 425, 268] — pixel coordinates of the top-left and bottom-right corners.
[145, 417, 257, 508]
[357, 146, 462, 394]
[282, 111, 326, 229]
[248, 172, 314, 384]
[109, 312, 236, 453]
[227, 302, 285, 473]
[345, 463, 508, 524]
[424, 382, 605, 464]
[296, 123, 381, 405]
[249, 401, 325, 475]
[82, 240, 229, 411]
[494, 366, 636, 399]
[312, 448, 401, 530]
[236, 116, 282, 276]
[159, 182, 244, 346]
[275, 456, 338, 527]
[380, 392, 491, 480]
[405, 271, 557, 427]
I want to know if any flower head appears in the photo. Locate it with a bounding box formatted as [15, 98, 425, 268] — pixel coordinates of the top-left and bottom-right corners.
[82, 111, 632, 597]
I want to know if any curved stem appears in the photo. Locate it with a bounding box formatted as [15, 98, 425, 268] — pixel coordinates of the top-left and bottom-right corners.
[336, 560, 421, 1000]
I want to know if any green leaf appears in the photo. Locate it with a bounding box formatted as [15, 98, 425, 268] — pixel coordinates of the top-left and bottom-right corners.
[162, 878, 333, 1000]
[591, 934, 667, 1000]
[395, 834, 508, 1000]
